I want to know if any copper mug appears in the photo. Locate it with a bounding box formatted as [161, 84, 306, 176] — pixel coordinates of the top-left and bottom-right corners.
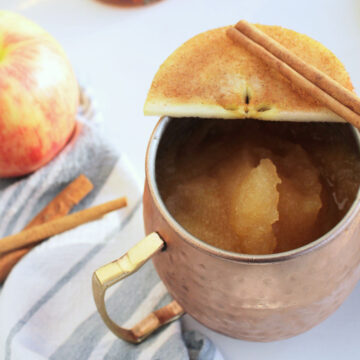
[93, 117, 360, 343]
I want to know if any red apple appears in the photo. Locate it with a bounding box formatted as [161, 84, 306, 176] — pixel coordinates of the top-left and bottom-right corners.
[0, 11, 79, 177]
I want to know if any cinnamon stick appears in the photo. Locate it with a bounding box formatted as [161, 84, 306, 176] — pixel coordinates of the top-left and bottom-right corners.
[24, 174, 94, 229]
[235, 20, 360, 115]
[227, 22, 360, 129]
[0, 174, 94, 282]
[0, 197, 127, 255]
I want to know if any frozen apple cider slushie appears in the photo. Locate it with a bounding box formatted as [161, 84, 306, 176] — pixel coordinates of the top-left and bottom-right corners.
[94, 21, 360, 343]
[144, 25, 360, 255]
[156, 119, 360, 255]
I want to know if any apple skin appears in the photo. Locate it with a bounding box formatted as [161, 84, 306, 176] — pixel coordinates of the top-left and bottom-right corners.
[0, 11, 79, 177]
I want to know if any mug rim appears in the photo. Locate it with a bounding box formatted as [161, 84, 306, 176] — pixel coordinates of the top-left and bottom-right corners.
[145, 116, 360, 263]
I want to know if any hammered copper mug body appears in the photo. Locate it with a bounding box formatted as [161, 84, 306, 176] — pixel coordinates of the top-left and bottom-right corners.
[93, 116, 360, 342]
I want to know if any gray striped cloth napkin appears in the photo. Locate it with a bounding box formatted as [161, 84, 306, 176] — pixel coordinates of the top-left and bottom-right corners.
[0, 89, 223, 360]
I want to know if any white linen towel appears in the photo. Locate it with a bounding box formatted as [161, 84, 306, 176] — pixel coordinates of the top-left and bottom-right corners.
[0, 88, 223, 360]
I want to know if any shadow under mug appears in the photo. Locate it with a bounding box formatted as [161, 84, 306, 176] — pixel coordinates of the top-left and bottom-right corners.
[93, 117, 360, 343]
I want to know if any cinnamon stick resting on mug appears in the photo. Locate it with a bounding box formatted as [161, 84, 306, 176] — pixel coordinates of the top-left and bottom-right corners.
[0, 174, 94, 282]
[227, 20, 360, 129]
[0, 197, 127, 256]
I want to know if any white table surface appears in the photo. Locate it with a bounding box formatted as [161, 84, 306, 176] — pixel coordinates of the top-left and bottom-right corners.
[2, 0, 360, 359]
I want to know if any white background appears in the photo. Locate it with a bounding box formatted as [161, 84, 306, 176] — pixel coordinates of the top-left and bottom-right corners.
[1, 0, 360, 359]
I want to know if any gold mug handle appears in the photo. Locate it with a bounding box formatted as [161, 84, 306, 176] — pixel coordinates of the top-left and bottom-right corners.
[92, 232, 185, 343]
